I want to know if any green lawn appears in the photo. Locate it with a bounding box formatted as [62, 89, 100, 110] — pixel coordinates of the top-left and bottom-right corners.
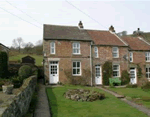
[9, 54, 43, 66]
[108, 87, 150, 109]
[46, 86, 148, 117]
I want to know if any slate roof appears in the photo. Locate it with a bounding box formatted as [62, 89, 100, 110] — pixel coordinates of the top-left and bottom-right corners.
[0, 43, 10, 50]
[22, 55, 35, 60]
[44, 24, 92, 41]
[121, 36, 150, 50]
[86, 30, 128, 46]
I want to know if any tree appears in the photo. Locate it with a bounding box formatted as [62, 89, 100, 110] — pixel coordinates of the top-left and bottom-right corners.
[12, 37, 24, 53]
[24, 42, 34, 53]
[34, 40, 43, 55]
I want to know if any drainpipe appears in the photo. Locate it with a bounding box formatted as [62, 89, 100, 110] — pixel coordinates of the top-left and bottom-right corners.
[90, 41, 93, 86]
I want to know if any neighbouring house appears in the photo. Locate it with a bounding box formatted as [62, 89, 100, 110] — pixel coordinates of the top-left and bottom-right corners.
[122, 36, 150, 83]
[21, 55, 35, 65]
[43, 21, 150, 85]
[0, 43, 10, 54]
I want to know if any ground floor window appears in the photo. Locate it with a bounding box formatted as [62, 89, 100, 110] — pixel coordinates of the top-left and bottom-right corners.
[72, 61, 81, 76]
[146, 67, 150, 79]
[113, 64, 120, 77]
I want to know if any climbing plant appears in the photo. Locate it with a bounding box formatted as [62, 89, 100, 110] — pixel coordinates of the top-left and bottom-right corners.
[102, 61, 112, 85]
[137, 64, 142, 79]
[121, 70, 130, 85]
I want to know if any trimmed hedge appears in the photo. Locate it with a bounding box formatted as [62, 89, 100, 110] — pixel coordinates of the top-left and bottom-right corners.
[0, 52, 8, 78]
[18, 65, 32, 80]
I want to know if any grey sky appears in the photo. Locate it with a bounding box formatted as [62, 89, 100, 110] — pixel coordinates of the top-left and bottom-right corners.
[0, 0, 150, 47]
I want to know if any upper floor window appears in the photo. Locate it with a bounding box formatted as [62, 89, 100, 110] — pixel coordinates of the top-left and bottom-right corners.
[145, 52, 150, 62]
[94, 46, 98, 58]
[50, 42, 55, 54]
[113, 64, 120, 77]
[129, 52, 133, 62]
[72, 61, 81, 76]
[73, 42, 80, 54]
[112, 47, 119, 58]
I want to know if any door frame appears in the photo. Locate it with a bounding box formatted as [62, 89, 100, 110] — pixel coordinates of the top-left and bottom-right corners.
[95, 65, 102, 85]
[49, 61, 59, 84]
[130, 67, 137, 84]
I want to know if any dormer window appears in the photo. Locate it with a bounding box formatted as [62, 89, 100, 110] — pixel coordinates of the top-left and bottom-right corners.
[112, 47, 119, 58]
[73, 42, 80, 54]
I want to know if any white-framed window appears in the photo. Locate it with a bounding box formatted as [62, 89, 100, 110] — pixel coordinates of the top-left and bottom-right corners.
[146, 67, 150, 79]
[145, 52, 150, 62]
[72, 61, 81, 76]
[113, 64, 120, 77]
[112, 47, 119, 58]
[129, 52, 133, 62]
[94, 46, 98, 58]
[50, 42, 55, 54]
[73, 42, 80, 54]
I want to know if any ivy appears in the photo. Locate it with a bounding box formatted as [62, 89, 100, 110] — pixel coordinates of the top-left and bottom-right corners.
[121, 70, 130, 85]
[102, 61, 112, 85]
[137, 64, 142, 79]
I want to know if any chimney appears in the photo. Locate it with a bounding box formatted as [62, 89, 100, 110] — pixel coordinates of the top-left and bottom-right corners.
[109, 25, 115, 32]
[137, 28, 141, 36]
[78, 21, 84, 28]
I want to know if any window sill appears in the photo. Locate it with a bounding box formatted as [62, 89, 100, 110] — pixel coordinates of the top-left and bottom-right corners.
[72, 54, 82, 55]
[146, 61, 150, 62]
[113, 57, 119, 58]
[72, 74, 81, 76]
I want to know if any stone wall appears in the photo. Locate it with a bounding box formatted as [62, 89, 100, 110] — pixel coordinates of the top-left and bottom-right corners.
[0, 75, 37, 117]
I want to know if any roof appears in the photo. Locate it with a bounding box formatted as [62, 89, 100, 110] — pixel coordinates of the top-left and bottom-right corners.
[0, 43, 10, 50]
[121, 36, 150, 50]
[22, 56, 35, 60]
[86, 30, 127, 46]
[44, 24, 92, 41]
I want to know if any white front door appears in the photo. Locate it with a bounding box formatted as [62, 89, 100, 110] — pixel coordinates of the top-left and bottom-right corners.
[49, 61, 59, 84]
[95, 65, 102, 85]
[130, 68, 137, 84]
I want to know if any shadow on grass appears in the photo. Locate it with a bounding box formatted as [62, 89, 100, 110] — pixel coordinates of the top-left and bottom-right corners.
[46, 87, 58, 117]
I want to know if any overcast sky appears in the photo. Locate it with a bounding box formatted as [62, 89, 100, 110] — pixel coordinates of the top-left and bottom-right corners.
[0, 0, 150, 47]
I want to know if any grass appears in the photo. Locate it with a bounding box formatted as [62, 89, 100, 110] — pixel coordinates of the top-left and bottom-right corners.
[46, 85, 148, 117]
[9, 54, 43, 66]
[108, 87, 150, 109]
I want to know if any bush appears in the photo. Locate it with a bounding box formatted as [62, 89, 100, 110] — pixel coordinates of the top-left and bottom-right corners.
[102, 61, 112, 85]
[141, 82, 150, 91]
[0, 52, 8, 78]
[11, 76, 23, 88]
[137, 77, 148, 87]
[121, 70, 130, 85]
[126, 84, 138, 88]
[18, 65, 32, 80]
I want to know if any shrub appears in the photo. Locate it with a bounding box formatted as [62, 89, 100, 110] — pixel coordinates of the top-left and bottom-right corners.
[141, 82, 150, 91]
[137, 77, 148, 87]
[102, 61, 112, 85]
[121, 70, 130, 85]
[126, 84, 138, 88]
[18, 65, 32, 80]
[64, 69, 91, 86]
[11, 76, 23, 88]
[0, 52, 8, 78]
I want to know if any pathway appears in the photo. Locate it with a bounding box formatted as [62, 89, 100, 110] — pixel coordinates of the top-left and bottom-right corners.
[34, 84, 51, 117]
[97, 86, 150, 116]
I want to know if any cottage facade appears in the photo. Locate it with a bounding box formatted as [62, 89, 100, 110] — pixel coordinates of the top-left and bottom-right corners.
[43, 22, 150, 85]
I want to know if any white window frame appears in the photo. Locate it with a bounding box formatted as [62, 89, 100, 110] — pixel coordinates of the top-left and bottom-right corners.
[94, 46, 98, 58]
[50, 42, 55, 54]
[72, 61, 81, 76]
[146, 67, 150, 79]
[145, 52, 150, 62]
[112, 47, 119, 58]
[112, 64, 120, 77]
[72, 42, 80, 54]
[129, 52, 133, 62]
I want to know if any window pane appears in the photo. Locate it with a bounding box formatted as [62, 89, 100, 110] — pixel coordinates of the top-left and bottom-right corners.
[113, 47, 118, 52]
[77, 43, 80, 47]
[73, 62, 76, 67]
[77, 62, 80, 67]
[77, 69, 80, 74]
[73, 69, 76, 74]
[113, 53, 117, 57]
[146, 68, 148, 72]
[73, 43, 76, 47]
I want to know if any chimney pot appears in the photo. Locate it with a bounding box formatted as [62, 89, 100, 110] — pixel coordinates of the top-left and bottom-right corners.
[109, 25, 115, 32]
[78, 21, 84, 28]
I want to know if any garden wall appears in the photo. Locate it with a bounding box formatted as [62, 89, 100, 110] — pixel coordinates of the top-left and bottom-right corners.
[0, 75, 37, 117]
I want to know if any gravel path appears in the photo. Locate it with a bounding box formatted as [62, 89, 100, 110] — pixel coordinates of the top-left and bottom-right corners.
[34, 84, 51, 117]
[96, 86, 150, 116]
